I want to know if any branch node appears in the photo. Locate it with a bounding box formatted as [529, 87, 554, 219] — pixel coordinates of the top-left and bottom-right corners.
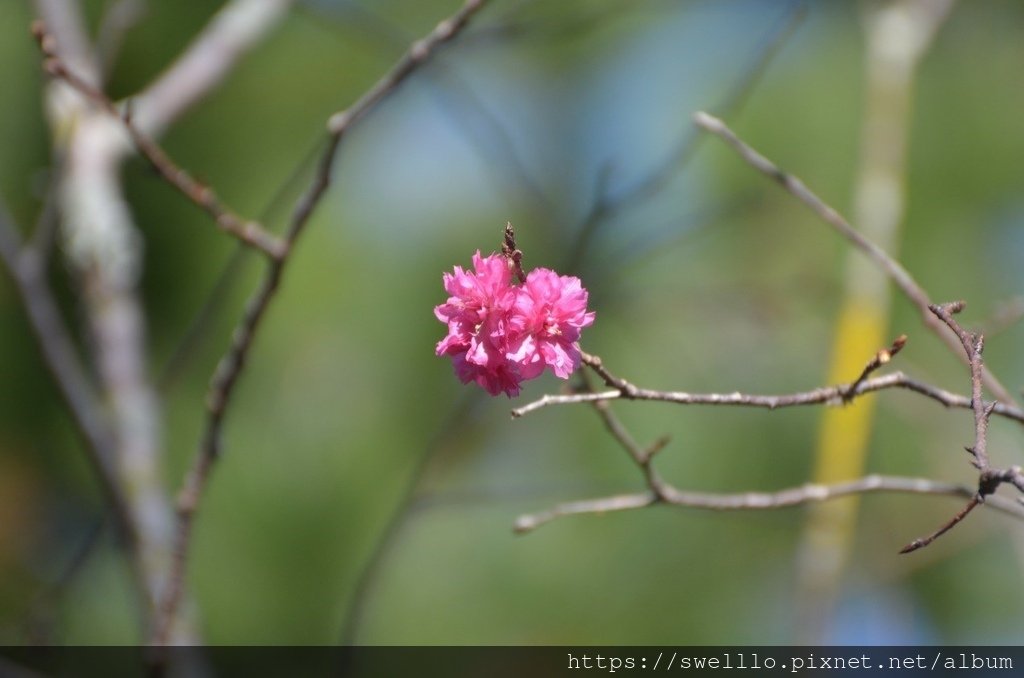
[327, 111, 352, 136]
[978, 470, 1003, 497]
[32, 22, 282, 258]
[642, 434, 672, 463]
[842, 334, 908, 402]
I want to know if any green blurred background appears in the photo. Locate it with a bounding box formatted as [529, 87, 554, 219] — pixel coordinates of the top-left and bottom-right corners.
[1, 0, 1023, 645]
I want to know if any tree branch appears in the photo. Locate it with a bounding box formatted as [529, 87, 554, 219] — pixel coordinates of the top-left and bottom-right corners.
[515, 477, 1024, 535]
[512, 353, 1024, 427]
[151, 0, 492, 649]
[516, 331, 1024, 551]
[692, 111, 1017, 406]
[899, 495, 980, 554]
[0, 203, 132, 545]
[130, 0, 296, 138]
[842, 334, 906, 401]
[899, 302, 1024, 553]
[32, 22, 286, 259]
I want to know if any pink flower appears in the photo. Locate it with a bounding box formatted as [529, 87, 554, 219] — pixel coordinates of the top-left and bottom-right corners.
[435, 249, 595, 397]
[507, 269, 595, 379]
[435, 251, 522, 396]
[451, 351, 524, 398]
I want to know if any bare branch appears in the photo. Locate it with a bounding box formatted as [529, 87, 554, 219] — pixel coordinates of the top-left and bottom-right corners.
[31, 22, 286, 259]
[897, 302, 1024, 553]
[516, 357, 1024, 541]
[900, 496, 980, 554]
[928, 302, 992, 472]
[514, 476, 1024, 536]
[297, 1, 554, 221]
[32, 18, 181, 633]
[0, 203, 136, 550]
[512, 355, 1024, 427]
[325, 0, 487, 137]
[517, 328, 1024, 552]
[674, 106, 1024, 557]
[151, 0, 492, 648]
[692, 111, 1017, 406]
[514, 492, 657, 534]
[130, 0, 296, 138]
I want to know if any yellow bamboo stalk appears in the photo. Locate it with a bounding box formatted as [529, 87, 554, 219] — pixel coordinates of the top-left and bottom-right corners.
[795, 0, 955, 643]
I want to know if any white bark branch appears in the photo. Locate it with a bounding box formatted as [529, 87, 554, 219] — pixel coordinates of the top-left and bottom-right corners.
[131, 0, 296, 138]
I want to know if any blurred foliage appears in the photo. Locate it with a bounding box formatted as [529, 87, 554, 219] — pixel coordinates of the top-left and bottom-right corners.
[1, 0, 1023, 646]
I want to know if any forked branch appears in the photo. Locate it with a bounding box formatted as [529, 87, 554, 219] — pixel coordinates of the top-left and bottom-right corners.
[900, 302, 1024, 553]
[31, 21, 286, 259]
[151, 0, 491, 648]
[692, 111, 1016, 406]
[515, 329, 1024, 550]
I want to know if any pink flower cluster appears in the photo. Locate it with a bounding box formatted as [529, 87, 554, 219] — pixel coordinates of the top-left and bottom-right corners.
[435, 251, 595, 397]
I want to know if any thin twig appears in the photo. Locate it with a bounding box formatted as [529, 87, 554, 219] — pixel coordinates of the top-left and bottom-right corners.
[298, 0, 554, 221]
[324, 0, 488, 137]
[565, 4, 806, 274]
[899, 496, 980, 554]
[928, 302, 989, 470]
[512, 356, 1024, 427]
[842, 334, 906, 401]
[517, 334, 1024, 549]
[157, 134, 327, 392]
[0, 203, 134, 547]
[899, 302, 1024, 553]
[692, 111, 1017, 406]
[514, 492, 658, 533]
[515, 365, 1024, 537]
[516, 365, 1023, 537]
[576, 370, 671, 494]
[32, 21, 286, 259]
[514, 476, 1024, 535]
[151, 0, 491, 648]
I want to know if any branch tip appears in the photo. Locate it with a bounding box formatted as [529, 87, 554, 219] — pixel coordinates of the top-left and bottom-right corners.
[898, 540, 925, 555]
[692, 110, 721, 132]
[512, 516, 534, 534]
[898, 496, 980, 555]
